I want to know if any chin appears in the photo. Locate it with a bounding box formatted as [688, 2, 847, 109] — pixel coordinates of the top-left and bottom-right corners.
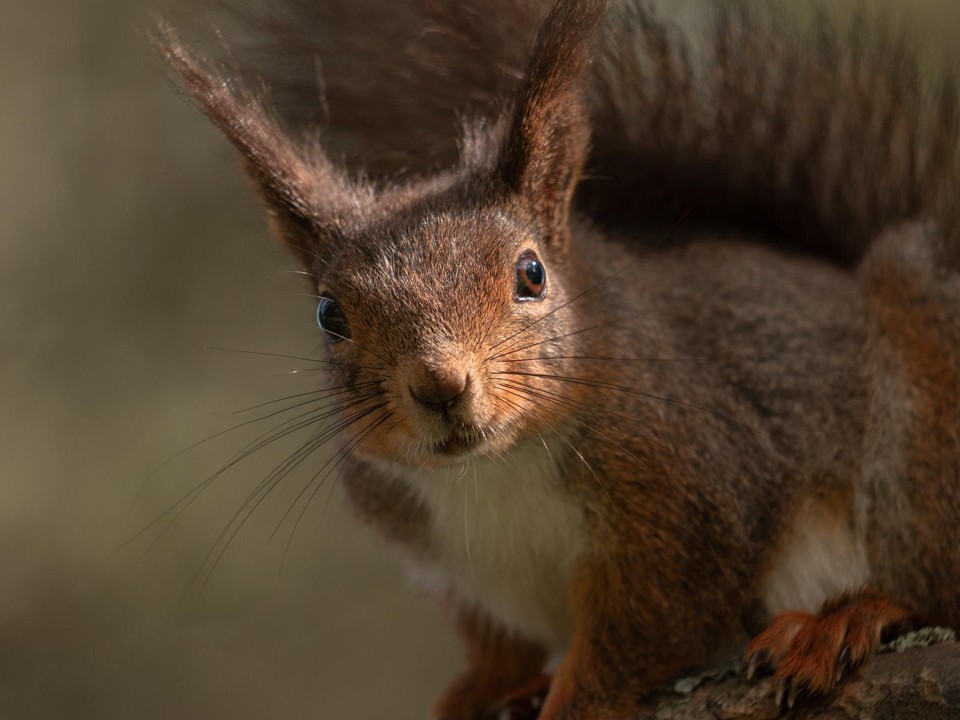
[420, 426, 525, 468]
[356, 410, 529, 471]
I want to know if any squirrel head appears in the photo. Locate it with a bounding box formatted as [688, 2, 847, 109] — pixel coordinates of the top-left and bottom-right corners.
[159, 0, 606, 468]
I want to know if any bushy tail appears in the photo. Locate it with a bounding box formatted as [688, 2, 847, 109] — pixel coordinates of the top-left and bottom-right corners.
[587, 5, 960, 267]
[182, 0, 539, 174]
[181, 0, 960, 267]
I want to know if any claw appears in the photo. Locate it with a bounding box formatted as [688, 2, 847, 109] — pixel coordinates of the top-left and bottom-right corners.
[836, 644, 851, 682]
[838, 643, 851, 667]
[494, 703, 541, 720]
[787, 682, 798, 710]
[746, 648, 768, 680]
[774, 676, 789, 709]
[491, 685, 548, 720]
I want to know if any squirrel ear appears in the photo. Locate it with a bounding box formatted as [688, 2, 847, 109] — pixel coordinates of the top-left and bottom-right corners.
[497, 0, 604, 247]
[156, 25, 360, 268]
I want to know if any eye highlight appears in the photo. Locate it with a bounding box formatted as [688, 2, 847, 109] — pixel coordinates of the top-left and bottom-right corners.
[515, 249, 546, 301]
[316, 293, 350, 343]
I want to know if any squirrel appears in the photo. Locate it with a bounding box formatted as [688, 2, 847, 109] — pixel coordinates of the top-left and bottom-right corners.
[158, 0, 960, 717]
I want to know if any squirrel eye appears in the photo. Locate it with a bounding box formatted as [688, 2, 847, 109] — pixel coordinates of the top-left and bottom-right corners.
[515, 250, 546, 301]
[316, 293, 350, 343]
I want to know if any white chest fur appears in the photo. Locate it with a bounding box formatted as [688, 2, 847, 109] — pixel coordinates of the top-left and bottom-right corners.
[405, 439, 587, 653]
[762, 495, 870, 615]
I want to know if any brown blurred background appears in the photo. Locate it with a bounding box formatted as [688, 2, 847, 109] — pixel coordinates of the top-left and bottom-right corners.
[2, 1, 959, 719]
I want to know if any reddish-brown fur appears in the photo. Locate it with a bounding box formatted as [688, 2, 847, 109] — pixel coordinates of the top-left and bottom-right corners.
[159, 1, 960, 717]
[435, 607, 548, 719]
[746, 590, 916, 707]
[746, 589, 916, 708]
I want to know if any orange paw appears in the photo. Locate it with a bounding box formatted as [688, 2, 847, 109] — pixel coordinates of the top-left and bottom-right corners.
[744, 590, 915, 709]
[744, 610, 815, 680]
[489, 674, 551, 720]
[436, 673, 551, 720]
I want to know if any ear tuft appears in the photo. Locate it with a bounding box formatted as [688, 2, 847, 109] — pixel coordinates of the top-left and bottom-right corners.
[155, 22, 360, 267]
[498, 0, 606, 245]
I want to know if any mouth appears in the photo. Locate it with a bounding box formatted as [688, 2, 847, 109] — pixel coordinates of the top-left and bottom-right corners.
[416, 419, 518, 462]
[431, 426, 483, 457]
[435, 433, 480, 456]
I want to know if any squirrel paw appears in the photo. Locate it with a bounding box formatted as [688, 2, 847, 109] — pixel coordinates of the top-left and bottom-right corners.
[488, 674, 551, 720]
[435, 673, 551, 720]
[744, 590, 915, 709]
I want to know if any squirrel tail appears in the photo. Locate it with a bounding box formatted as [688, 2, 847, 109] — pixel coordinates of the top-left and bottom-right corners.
[182, 0, 540, 174]
[586, 5, 960, 267]
[185, 0, 960, 267]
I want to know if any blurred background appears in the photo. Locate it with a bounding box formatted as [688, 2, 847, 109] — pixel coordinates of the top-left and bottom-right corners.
[2, 1, 959, 719]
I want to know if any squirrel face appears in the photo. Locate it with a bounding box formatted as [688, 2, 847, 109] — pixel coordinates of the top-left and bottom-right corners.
[311, 203, 572, 469]
[158, 0, 602, 468]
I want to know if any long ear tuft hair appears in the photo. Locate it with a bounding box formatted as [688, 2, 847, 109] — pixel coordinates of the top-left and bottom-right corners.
[498, 0, 606, 246]
[155, 22, 366, 267]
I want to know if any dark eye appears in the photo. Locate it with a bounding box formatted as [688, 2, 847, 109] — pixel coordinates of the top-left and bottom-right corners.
[316, 293, 350, 343]
[515, 250, 546, 301]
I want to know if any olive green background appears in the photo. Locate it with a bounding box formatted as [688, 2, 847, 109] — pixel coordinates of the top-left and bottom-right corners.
[2, 1, 958, 719]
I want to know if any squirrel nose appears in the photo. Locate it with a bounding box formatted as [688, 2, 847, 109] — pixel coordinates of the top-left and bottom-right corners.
[408, 364, 469, 413]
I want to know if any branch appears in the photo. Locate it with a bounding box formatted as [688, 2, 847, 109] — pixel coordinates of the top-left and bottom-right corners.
[632, 629, 959, 719]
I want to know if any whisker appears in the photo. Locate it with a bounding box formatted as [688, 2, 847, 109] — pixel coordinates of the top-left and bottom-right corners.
[232, 380, 381, 415]
[561, 435, 614, 508]
[275, 412, 399, 585]
[486, 290, 616, 357]
[500, 354, 729, 365]
[263, 268, 320, 280]
[487, 318, 622, 362]
[497, 382, 651, 476]
[112, 392, 384, 562]
[494, 371, 766, 438]
[226, 392, 387, 465]
[197, 344, 386, 374]
[185, 402, 390, 605]
[132, 385, 377, 507]
[318, 329, 393, 366]
[494, 379, 693, 457]
[269, 409, 393, 544]
[486, 206, 693, 355]
[292, 245, 330, 267]
[463, 472, 471, 560]
[475, 304, 513, 353]
[496, 384, 734, 588]
[137, 396, 381, 563]
[316, 414, 403, 530]
[275, 365, 376, 377]
[535, 431, 553, 464]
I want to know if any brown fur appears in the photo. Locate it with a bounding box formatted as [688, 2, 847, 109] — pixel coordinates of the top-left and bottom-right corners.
[158, 1, 960, 718]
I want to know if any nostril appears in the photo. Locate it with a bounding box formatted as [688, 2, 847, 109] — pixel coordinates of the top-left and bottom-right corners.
[409, 369, 470, 411]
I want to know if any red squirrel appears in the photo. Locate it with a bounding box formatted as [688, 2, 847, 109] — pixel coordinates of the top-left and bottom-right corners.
[158, 0, 960, 717]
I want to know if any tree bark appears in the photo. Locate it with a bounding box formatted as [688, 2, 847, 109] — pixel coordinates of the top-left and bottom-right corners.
[632, 633, 960, 719]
